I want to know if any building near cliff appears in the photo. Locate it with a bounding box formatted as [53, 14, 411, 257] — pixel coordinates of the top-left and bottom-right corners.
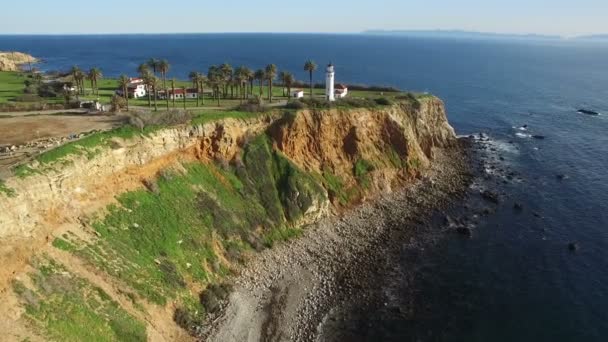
[335, 84, 348, 98]
[115, 78, 147, 99]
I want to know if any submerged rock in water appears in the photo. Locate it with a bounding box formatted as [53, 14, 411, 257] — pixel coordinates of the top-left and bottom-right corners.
[568, 242, 579, 251]
[532, 135, 545, 140]
[481, 190, 499, 204]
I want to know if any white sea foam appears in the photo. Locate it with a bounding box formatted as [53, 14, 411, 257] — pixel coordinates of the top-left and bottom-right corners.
[515, 132, 532, 138]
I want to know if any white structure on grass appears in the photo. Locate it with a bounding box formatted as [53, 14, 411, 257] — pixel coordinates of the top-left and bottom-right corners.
[325, 63, 335, 102]
[291, 89, 304, 99]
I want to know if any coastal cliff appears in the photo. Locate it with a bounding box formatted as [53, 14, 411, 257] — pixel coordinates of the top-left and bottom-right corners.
[0, 52, 37, 71]
[0, 97, 460, 341]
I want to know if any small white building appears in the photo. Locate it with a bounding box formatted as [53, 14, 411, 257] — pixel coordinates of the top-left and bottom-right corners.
[158, 88, 199, 100]
[291, 89, 304, 99]
[335, 84, 348, 98]
[116, 78, 147, 99]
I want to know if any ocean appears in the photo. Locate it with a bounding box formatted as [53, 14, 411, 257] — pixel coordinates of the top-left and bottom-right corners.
[2, 33, 607, 341]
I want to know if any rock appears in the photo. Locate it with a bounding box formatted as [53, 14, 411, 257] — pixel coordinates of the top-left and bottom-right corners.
[532, 135, 545, 140]
[513, 202, 523, 211]
[556, 174, 568, 181]
[456, 226, 472, 236]
[154, 259, 161, 265]
[481, 190, 499, 204]
[568, 242, 579, 251]
[577, 109, 599, 116]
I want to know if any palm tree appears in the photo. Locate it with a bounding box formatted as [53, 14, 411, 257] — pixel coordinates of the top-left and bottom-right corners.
[208, 65, 223, 107]
[171, 79, 176, 107]
[137, 63, 149, 76]
[70, 66, 84, 98]
[33, 73, 43, 85]
[147, 58, 159, 75]
[118, 74, 130, 111]
[74, 70, 86, 96]
[141, 70, 154, 108]
[234, 66, 247, 104]
[150, 76, 159, 111]
[88, 67, 102, 95]
[198, 75, 208, 105]
[158, 60, 170, 110]
[190, 72, 203, 107]
[265, 64, 277, 103]
[304, 60, 317, 98]
[254, 69, 265, 97]
[244, 67, 254, 98]
[219, 63, 233, 98]
[278, 71, 288, 97]
[284, 72, 295, 99]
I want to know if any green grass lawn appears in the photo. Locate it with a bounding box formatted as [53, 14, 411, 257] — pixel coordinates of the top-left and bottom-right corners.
[0, 71, 27, 103]
[1, 71, 423, 111]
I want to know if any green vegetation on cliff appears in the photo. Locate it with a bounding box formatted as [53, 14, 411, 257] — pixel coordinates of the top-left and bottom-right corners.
[13, 258, 146, 342]
[40, 132, 327, 335]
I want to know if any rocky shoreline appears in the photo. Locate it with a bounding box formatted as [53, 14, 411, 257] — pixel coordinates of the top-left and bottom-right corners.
[198, 140, 475, 342]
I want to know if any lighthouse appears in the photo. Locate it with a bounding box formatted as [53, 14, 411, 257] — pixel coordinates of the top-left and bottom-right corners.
[325, 63, 335, 102]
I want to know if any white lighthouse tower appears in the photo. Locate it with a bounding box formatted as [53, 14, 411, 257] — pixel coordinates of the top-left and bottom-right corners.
[325, 63, 335, 102]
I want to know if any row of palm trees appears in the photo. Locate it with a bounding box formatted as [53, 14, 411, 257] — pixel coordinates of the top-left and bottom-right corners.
[76, 59, 321, 111]
[70, 66, 103, 97]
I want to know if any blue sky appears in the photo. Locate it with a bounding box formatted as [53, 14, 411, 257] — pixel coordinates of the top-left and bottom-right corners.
[1, 0, 607, 36]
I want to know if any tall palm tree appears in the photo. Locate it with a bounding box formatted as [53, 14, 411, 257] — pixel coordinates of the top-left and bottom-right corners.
[171, 79, 176, 107]
[284, 72, 295, 99]
[208, 65, 221, 106]
[190, 72, 203, 107]
[304, 60, 317, 98]
[198, 74, 208, 105]
[265, 64, 277, 103]
[70, 66, 83, 98]
[278, 71, 288, 97]
[234, 66, 247, 104]
[74, 70, 86, 96]
[182, 87, 187, 110]
[219, 63, 233, 99]
[88, 67, 102, 95]
[147, 58, 159, 75]
[137, 63, 149, 76]
[244, 67, 254, 98]
[158, 60, 170, 110]
[141, 70, 154, 108]
[254, 69, 265, 97]
[118, 74, 130, 111]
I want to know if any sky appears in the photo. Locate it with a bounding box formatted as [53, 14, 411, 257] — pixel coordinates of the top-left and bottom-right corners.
[1, 0, 607, 36]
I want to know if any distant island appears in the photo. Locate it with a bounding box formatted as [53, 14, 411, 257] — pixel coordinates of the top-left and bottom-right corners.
[362, 30, 563, 40]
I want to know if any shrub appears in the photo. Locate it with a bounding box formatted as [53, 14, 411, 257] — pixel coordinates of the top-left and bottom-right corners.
[284, 100, 307, 110]
[374, 97, 393, 106]
[111, 95, 127, 113]
[335, 97, 377, 108]
[236, 96, 268, 113]
[127, 110, 193, 130]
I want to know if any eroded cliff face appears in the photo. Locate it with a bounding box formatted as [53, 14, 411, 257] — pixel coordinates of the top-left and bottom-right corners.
[0, 97, 456, 341]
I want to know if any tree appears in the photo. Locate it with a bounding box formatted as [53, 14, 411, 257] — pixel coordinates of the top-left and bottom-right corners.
[208, 65, 223, 106]
[141, 70, 154, 108]
[254, 69, 265, 97]
[278, 71, 288, 97]
[182, 87, 187, 110]
[284, 72, 295, 99]
[70, 66, 85, 98]
[198, 75, 208, 105]
[304, 60, 317, 98]
[147, 58, 159, 75]
[243, 67, 254, 98]
[219, 63, 233, 99]
[88, 67, 102, 95]
[158, 59, 170, 110]
[265, 64, 277, 103]
[190, 71, 203, 107]
[118, 74, 130, 111]
[234, 66, 247, 104]
[137, 63, 149, 76]
[171, 79, 176, 107]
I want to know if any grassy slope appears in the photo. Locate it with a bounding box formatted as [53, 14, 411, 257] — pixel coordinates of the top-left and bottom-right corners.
[25, 133, 327, 338]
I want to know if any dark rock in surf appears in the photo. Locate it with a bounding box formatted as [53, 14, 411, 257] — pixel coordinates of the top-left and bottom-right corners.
[577, 109, 599, 116]
[568, 242, 579, 251]
[481, 190, 499, 204]
[532, 135, 545, 140]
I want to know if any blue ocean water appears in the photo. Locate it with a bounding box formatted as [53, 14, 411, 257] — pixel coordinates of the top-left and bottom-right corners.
[2, 34, 607, 341]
